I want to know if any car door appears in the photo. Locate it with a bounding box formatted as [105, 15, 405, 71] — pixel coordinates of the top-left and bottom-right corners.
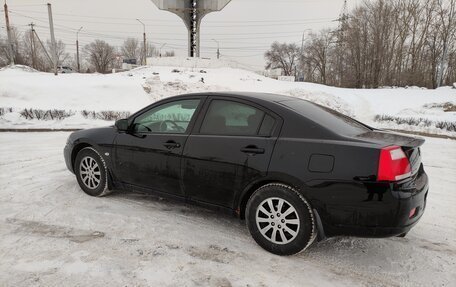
[182, 97, 281, 208]
[113, 97, 204, 197]
[112, 131, 137, 184]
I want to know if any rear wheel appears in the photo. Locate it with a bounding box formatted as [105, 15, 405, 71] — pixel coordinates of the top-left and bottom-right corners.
[246, 183, 316, 255]
[74, 147, 111, 197]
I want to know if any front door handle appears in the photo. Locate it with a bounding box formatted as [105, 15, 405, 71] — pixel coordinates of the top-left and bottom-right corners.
[163, 140, 181, 149]
[241, 145, 265, 155]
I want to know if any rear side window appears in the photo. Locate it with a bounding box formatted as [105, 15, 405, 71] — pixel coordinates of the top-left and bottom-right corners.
[279, 100, 371, 135]
[200, 100, 265, 136]
[259, 114, 276, 136]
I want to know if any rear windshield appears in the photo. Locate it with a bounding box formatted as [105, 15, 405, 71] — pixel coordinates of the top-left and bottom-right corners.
[279, 99, 371, 136]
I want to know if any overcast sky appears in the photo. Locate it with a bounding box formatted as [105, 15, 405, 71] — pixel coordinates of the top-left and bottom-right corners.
[2, 0, 363, 70]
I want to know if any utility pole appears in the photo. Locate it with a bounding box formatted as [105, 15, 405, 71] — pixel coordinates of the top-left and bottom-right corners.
[33, 29, 53, 65]
[76, 26, 83, 72]
[4, 1, 15, 65]
[212, 38, 220, 59]
[300, 32, 305, 82]
[28, 23, 36, 69]
[299, 29, 311, 82]
[136, 19, 146, 65]
[336, 0, 348, 86]
[47, 3, 58, 75]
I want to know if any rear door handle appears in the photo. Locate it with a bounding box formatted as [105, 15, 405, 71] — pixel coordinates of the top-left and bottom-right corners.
[241, 145, 265, 155]
[163, 140, 181, 149]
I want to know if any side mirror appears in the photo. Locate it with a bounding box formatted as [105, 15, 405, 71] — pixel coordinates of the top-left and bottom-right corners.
[115, 119, 129, 131]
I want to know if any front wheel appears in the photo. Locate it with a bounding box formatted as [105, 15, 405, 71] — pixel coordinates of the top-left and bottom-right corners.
[246, 183, 316, 255]
[74, 147, 111, 197]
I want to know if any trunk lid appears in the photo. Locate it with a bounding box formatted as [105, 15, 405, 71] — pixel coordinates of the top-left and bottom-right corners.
[355, 130, 425, 148]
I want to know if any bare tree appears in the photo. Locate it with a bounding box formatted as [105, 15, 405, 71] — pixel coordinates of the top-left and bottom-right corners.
[303, 30, 335, 85]
[141, 42, 159, 64]
[121, 38, 140, 62]
[0, 35, 8, 67]
[46, 39, 69, 66]
[21, 30, 50, 71]
[84, 40, 116, 73]
[265, 42, 300, 76]
[0, 26, 23, 66]
[121, 39, 165, 65]
[164, 50, 175, 57]
[287, 0, 456, 88]
[435, 0, 456, 86]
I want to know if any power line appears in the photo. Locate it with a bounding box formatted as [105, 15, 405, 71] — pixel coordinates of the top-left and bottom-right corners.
[9, 11, 321, 43]
[8, 10, 328, 35]
[9, 9, 334, 29]
[13, 22, 303, 53]
[4, 4, 45, 7]
[5, 3, 337, 67]
[9, 8, 335, 24]
[6, 8, 333, 51]
[13, 25, 303, 53]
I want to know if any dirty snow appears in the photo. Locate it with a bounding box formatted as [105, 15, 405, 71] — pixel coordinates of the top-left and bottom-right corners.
[0, 132, 455, 286]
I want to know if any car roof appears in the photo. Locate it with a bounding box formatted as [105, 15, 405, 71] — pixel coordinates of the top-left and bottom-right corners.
[174, 91, 319, 119]
[178, 91, 298, 104]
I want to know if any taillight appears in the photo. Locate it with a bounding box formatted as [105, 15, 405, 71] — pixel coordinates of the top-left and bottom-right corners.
[378, 146, 411, 181]
[409, 207, 417, 219]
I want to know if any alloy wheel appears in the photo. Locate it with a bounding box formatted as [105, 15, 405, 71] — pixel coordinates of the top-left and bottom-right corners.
[79, 156, 101, 189]
[255, 197, 300, 245]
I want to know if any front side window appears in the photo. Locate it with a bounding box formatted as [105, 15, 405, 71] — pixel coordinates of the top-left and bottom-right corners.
[200, 100, 266, 136]
[133, 99, 200, 133]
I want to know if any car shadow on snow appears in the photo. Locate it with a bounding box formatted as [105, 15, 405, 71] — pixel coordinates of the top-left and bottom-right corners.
[107, 189, 450, 257]
[106, 190, 246, 232]
[100, 190, 451, 285]
[107, 190, 235, 218]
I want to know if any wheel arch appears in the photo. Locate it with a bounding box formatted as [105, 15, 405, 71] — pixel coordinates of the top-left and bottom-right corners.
[73, 143, 115, 192]
[236, 173, 307, 220]
[71, 142, 93, 171]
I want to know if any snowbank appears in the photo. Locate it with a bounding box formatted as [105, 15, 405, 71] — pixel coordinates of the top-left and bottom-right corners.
[146, 56, 248, 69]
[0, 65, 455, 135]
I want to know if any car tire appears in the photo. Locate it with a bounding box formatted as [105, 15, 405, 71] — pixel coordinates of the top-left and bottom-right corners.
[74, 147, 111, 197]
[246, 183, 316, 255]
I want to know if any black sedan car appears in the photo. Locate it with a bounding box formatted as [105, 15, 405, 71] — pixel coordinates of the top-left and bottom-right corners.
[64, 92, 428, 255]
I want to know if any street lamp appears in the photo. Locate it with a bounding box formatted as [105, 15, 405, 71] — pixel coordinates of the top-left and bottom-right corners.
[159, 43, 167, 57]
[76, 26, 83, 72]
[136, 19, 146, 65]
[212, 38, 220, 59]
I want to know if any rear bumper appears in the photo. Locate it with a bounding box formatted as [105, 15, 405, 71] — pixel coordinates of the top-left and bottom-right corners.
[320, 171, 429, 238]
[327, 196, 427, 238]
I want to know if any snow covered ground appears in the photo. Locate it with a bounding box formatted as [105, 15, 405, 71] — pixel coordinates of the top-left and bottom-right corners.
[1, 64, 455, 136]
[0, 62, 455, 285]
[0, 132, 455, 286]
[0, 63, 455, 285]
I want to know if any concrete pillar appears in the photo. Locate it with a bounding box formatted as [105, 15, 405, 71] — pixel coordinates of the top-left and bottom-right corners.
[151, 0, 231, 57]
